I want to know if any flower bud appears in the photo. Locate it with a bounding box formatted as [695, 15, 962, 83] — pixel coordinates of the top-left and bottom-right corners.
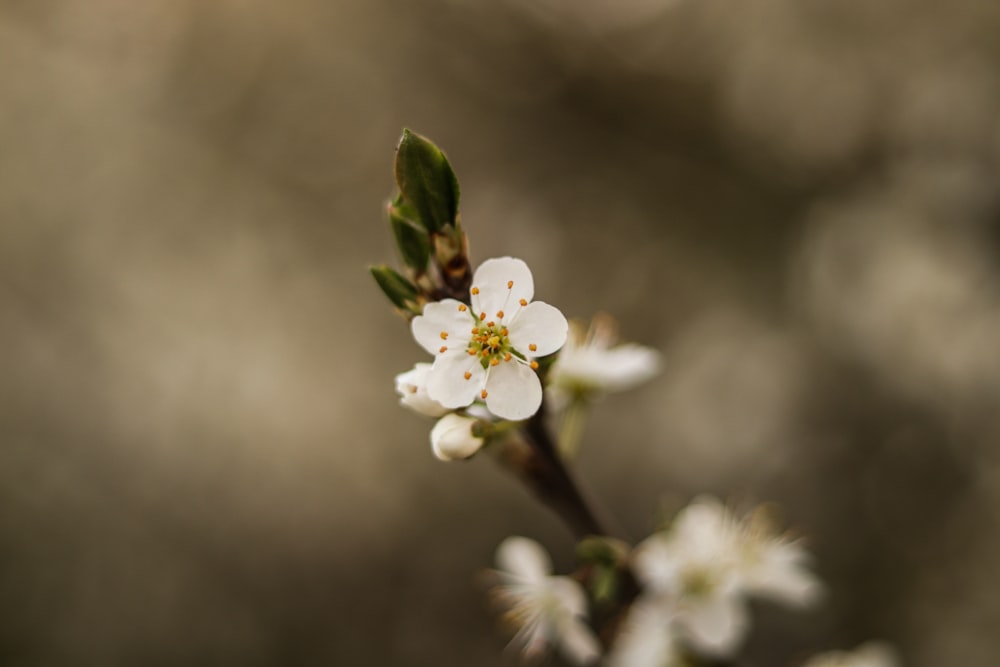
[430, 413, 485, 461]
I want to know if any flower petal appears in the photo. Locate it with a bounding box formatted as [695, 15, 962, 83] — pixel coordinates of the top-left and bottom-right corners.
[411, 299, 473, 355]
[470, 257, 534, 321]
[679, 592, 749, 658]
[395, 363, 449, 417]
[426, 352, 485, 408]
[607, 596, 679, 667]
[508, 301, 569, 357]
[496, 536, 552, 582]
[484, 360, 543, 420]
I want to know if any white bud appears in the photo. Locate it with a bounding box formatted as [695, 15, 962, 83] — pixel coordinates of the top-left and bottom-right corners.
[430, 413, 484, 461]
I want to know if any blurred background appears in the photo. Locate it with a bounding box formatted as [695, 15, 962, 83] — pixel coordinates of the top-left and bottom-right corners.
[1, 0, 999, 665]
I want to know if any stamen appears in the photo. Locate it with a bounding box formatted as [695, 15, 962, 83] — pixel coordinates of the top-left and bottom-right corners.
[507, 280, 514, 289]
[471, 327, 479, 334]
[481, 349, 490, 357]
[440, 331, 449, 340]
[519, 299, 527, 306]
[458, 304, 467, 312]
[530, 361, 539, 370]
[439, 346, 448, 353]
[501, 328, 508, 336]
[467, 349, 476, 356]
[488, 336, 501, 349]
[481, 389, 488, 399]
[480, 312, 487, 321]
[504, 353, 512, 362]
[464, 371, 472, 380]
[408, 386, 418, 393]
[471, 287, 480, 295]
[496, 310, 504, 319]
[490, 358, 499, 366]
[528, 343, 537, 352]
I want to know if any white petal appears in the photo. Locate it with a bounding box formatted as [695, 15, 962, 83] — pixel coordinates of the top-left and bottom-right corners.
[470, 257, 534, 321]
[496, 536, 552, 582]
[742, 540, 822, 608]
[608, 596, 680, 667]
[411, 299, 473, 355]
[679, 592, 749, 658]
[395, 363, 449, 417]
[508, 301, 568, 357]
[484, 360, 543, 420]
[426, 352, 485, 408]
[430, 413, 484, 461]
[554, 613, 602, 664]
[632, 534, 683, 594]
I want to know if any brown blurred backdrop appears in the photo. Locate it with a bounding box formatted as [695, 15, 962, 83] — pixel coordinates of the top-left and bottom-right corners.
[1, 1, 999, 665]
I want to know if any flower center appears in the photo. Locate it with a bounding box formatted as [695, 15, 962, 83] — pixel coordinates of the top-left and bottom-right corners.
[469, 317, 516, 368]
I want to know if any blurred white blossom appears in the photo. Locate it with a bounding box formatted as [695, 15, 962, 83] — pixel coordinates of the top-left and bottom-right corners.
[429, 413, 484, 461]
[549, 313, 660, 400]
[394, 362, 450, 417]
[621, 496, 821, 659]
[802, 641, 900, 667]
[606, 595, 682, 667]
[491, 536, 601, 665]
[411, 257, 568, 420]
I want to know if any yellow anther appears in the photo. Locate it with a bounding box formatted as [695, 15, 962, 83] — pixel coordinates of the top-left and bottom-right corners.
[507, 280, 514, 289]
[490, 358, 499, 366]
[408, 386, 418, 393]
[481, 389, 488, 399]
[530, 360, 539, 370]
[464, 371, 472, 380]
[458, 304, 467, 312]
[504, 352, 512, 362]
[439, 345, 448, 353]
[471, 287, 480, 295]
[519, 298, 527, 306]
[480, 312, 487, 321]
[488, 336, 501, 349]
[471, 327, 479, 334]
[467, 349, 476, 356]
[501, 328, 508, 336]
[481, 349, 490, 357]
[440, 331, 448, 340]
[528, 343, 537, 352]
[496, 310, 504, 319]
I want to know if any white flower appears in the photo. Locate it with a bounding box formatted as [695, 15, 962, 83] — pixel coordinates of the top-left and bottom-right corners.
[492, 536, 601, 665]
[395, 363, 449, 417]
[802, 642, 900, 667]
[411, 257, 568, 420]
[550, 314, 660, 396]
[430, 413, 484, 461]
[628, 496, 822, 660]
[632, 498, 748, 658]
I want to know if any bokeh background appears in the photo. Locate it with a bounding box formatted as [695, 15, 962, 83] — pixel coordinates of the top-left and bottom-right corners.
[2, 0, 999, 665]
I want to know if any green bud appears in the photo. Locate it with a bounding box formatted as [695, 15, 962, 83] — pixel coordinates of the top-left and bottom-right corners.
[590, 565, 619, 604]
[387, 197, 431, 273]
[369, 264, 421, 314]
[394, 129, 460, 233]
[576, 536, 630, 567]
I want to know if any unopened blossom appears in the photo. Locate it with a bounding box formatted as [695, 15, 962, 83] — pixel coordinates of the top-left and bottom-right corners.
[802, 642, 899, 667]
[491, 536, 601, 665]
[412, 257, 568, 420]
[430, 413, 484, 461]
[550, 313, 661, 398]
[395, 363, 449, 417]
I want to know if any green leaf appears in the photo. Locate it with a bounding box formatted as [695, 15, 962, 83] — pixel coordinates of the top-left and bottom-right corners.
[394, 129, 460, 233]
[369, 265, 420, 312]
[387, 197, 431, 272]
